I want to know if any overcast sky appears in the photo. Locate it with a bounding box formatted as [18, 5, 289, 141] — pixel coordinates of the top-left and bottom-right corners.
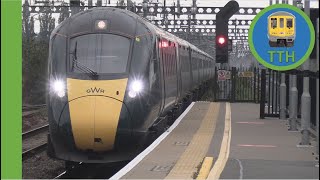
[28, 0, 319, 33]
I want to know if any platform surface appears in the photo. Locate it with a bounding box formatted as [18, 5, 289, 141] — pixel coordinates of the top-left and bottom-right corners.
[220, 103, 319, 179]
[110, 102, 319, 179]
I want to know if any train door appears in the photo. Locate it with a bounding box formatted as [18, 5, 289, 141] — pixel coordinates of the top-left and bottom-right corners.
[157, 36, 166, 115]
[175, 41, 182, 101]
[188, 47, 194, 88]
[187, 47, 193, 90]
[279, 17, 285, 35]
[149, 36, 163, 117]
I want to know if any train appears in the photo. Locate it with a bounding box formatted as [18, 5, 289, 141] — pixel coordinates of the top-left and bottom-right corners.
[268, 11, 296, 47]
[47, 7, 216, 166]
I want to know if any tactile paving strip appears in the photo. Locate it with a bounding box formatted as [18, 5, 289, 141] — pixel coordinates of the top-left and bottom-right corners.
[165, 102, 220, 179]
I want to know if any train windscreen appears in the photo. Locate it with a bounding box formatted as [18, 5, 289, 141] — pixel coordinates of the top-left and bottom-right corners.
[280, 18, 284, 28]
[69, 34, 130, 74]
[287, 19, 293, 28]
[271, 18, 277, 28]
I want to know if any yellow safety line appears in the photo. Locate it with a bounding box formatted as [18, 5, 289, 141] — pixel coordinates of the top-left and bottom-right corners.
[165, 102, 220, 179]
[207, 102, 232, 180]
[196, 157, 214, 180]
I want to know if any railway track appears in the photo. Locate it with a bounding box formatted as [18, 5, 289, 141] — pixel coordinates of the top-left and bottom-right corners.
[22, 124, 49, 161]
[22, 104, 46, 117]
[23, 104, 46, 110]
[22, 143, 47, 160]
[23, 124, 49, 140]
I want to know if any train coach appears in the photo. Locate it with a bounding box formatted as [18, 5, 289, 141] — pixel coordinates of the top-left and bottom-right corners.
[47, 7, 215, 165]
[268, 11, 296, 47]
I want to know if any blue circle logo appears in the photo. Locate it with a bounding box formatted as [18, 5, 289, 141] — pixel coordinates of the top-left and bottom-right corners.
[249, 4, 315, 71]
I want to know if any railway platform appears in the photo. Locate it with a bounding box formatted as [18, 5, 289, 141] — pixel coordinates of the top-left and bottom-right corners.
[110, 102, 319, 179]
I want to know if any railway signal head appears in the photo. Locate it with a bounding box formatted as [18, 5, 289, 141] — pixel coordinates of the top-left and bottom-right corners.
[217, 35, 227, 47]
[216, 34, 229, 63]
[215, 0, 239, 63]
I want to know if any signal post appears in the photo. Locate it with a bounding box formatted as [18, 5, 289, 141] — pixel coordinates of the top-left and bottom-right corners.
[215, 1, 239, 65]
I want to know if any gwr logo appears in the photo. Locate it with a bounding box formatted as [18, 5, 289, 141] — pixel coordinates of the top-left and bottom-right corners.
[86, 87, 105, 93]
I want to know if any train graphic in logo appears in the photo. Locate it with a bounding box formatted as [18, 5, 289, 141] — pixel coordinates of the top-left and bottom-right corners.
[268, 11, 296, 47]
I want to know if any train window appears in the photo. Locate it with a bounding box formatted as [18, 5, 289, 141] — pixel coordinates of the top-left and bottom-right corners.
[280, 18, 284, 28]
[271, 18, 277, 28]
[69, 34, 130, 74]
[287, 19, 293, 28]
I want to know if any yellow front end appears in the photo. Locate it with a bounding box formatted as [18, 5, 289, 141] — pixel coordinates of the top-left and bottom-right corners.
[269, 15, 295, 38]
[67, 78, 128, 152]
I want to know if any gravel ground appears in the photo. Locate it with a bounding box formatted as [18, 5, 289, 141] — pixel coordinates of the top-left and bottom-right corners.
[23, 108, 48, 133]
[23, 151, 65, 179]
[22, 108, 64, 179]
[22, 132, 47, 152]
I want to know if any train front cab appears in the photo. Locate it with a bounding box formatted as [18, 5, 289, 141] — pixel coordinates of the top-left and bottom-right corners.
[47, 13, 163, 163]
[268, 12, 295, 47]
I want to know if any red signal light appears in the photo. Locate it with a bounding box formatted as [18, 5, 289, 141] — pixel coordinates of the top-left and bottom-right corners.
[218, 37, 226, 45]
[217, 35, 227, 47]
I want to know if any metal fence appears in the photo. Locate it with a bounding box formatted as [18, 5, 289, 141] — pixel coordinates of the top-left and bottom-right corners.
[214, 66, 261, 103]
[259, 69, 281, 118]
[259, 69, 319, 129]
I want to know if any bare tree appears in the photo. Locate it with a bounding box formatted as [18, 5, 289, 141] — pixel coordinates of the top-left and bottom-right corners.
[58, 2, 70, 24]
[38, 1, 56, 41]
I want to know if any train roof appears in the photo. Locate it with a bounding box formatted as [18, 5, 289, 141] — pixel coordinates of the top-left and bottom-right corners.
[51, 7, 213, 59]
[132, 9, 212, 58]
[147, 20, 212, 58]
[269, 11, 295, 17]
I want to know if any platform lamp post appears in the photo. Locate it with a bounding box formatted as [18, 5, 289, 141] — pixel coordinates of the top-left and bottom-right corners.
[299, 0, 311, 147]
[70, 0, 80, 15]
[189, 0, 197, 41]
[163, 0, 169, 31]
[142, 0, 148, 18]
[279, 0, 287, 120]
[96, 0, 102, 6]
[190, 0, 197, 20]
[88, 0, 92, 8]
[176, 0, 181, 19]
[288, 0, 301, 131]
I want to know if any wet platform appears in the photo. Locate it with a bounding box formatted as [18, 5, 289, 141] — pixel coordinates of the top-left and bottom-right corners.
[110, 102, 319, 179]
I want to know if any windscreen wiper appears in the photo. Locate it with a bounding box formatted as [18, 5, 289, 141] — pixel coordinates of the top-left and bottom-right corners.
[70, 42, 98, 79]
[71, 56, 99, 79]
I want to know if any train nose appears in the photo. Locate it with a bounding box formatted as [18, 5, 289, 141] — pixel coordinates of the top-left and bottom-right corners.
[66, 78, 128, 152]
[69, 96, 125, 152]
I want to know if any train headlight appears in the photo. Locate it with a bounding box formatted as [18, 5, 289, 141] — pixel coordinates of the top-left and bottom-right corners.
[128, 80, 143, 98]
[97, 21, 106, 29]
[128, 91, 137, 98]
[131, 80, 143, 92]
[51, 80, 66, 98]
[95, 20, 107, 30]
